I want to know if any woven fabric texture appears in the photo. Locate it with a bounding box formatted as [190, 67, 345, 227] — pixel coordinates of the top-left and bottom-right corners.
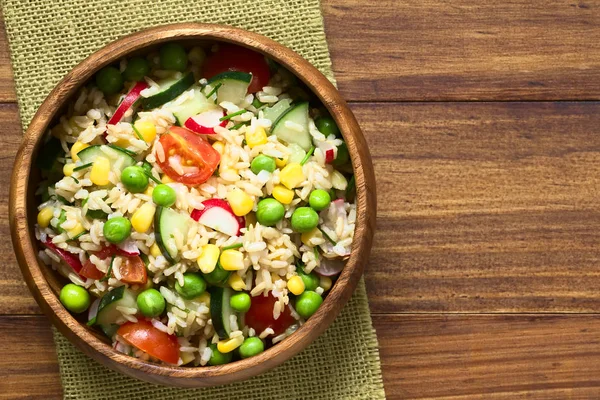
[1, 0, 385, 398]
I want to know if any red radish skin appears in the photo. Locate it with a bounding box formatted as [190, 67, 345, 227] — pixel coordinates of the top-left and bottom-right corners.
[107, 81, 149, 126]
[116, 239, 140, 256]
[318, 142, 336, 164]
[325, 149, 335, 163]
[191, 198, 242, 236]
[184, 109, 227, 134]
[41, 239, 83, 275]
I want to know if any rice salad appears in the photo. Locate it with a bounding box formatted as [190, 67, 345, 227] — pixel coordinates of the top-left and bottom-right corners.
[35, 43, 356, 366]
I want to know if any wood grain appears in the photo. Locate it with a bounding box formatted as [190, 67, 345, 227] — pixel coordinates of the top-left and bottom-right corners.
[3, 1, 600, 102]
[6, 314, 600, 399]
[0, 15, 15, 103]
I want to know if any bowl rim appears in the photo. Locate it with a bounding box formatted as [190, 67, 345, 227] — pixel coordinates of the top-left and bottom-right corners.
[9, 22, 376, 387]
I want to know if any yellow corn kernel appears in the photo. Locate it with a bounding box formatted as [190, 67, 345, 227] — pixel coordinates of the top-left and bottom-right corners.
[301, 227, 323, 246]
[150, 243, 162, 258]
[279, 163, 305, 190]
[212, 141, 225, 155]
[70, 141, 89, 162]
[114, 138, 131, 148]
[319, 276, 333, 292]
[287, 275, 305, 295]
[67, 223, 86, 239]
[63, 163, 76, 177]
[197, 244, 220, 274]
[272, 184, 294, 205]
[275, 155, 288, 168]
[195, 291, 210, 306]
[161, 174, 175, 184]
[245, 126, 268, 148]
[131, 203, 156, 233]
[219, 249, 244, 271]
[37, 207, 54, 228]
[144, 185, 154, 197]
[228, 273, 246, 291]
[217, 335, 244, 353]
[134, 120, 157, 143]
[226, 189, 254, 216]
[90, 156, 111, 186]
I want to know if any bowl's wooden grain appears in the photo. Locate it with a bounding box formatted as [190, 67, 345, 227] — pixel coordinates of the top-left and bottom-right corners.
[9, 23, 376, 387]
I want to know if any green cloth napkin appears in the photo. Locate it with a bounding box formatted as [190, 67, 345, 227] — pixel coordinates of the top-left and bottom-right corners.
[1, 0, 385, 398]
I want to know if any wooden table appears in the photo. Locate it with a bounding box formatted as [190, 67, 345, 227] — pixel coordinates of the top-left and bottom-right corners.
[2, 1, 600, 398]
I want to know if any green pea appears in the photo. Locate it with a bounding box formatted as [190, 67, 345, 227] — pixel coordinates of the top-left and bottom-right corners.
[230, 292, 251, 313]
[239, 337, 265, 359]
[175, 273, 207, 299]
[152, 184, 177, 207]
[203, 261, 231, 285]
[315, 116, 340, 138]
[333, 143, 350, 166]
[208, 343, 232, 365]
[290, 207, 319, 233]
[159, 43, 188, 72]
[295, 290, 323, 319]
[121, 166, 149, 193]
[250, 155, 276, 175]
[123, 57, 150, 82]
[95, 66, 123, 95]
[298, 270, 320, 291]
[256, 198, 285, 227]
[59, 283, 91, 313]
[309, 189, 331, 212]
[137, 288, 166, 317]
[103, 217, 131, 244]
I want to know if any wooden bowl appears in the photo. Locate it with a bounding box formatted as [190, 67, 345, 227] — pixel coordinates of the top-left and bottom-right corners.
[9, 23, 376, 387]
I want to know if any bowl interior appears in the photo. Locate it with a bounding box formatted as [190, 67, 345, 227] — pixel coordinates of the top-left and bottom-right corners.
[12, 23, 375, 387]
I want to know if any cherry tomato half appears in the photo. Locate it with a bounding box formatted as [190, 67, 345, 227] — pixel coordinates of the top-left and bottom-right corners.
[117, 319, 180, 364]
[203, 44, 271, 93]
[118, 255, 147, 285]
[157, 127, 220, 186]
[244, 292, 295, 336]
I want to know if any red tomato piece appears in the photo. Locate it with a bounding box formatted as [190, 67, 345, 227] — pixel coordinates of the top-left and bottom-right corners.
[80, 260, 104, 280]
[117, 320, 180, 364]
[203, 44, 271, 93]
[244, 292, 295, 336]
[157, 126, 220, 186]
[118, 255, 147, 285]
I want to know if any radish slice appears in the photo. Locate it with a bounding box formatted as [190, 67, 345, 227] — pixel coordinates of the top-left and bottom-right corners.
[41, 239, 83, 275]
[184, 108, 227, 134]
[107, 81, 149, 126]
[88, 297, 100, 323]
[318, 142, 336, 164]
[191, 198, 242, 236]
[116, 239, 140, 256]
[315, 258, 345, 277]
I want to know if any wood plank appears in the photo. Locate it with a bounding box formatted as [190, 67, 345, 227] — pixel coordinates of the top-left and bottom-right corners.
[5, 315, 600, 399]
[356, 101, 600, 313]
[323, 0, 600, 101]
[0, 13, 15, 102]
[2, 1, 600, 103]
[2, 102, 600, 314]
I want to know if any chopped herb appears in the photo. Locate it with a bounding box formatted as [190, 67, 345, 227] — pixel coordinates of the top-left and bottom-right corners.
[86, 317, 96, 327]
[219, 109, 245, 122]
[231, 122, 246, 131]
[67, 231, 87, 242]
[318, 227, 337, 245]
[221, 243, 243, 251]
[73, 162, 93, 172]
[107, 144, 137, 157]
[70, 176, 79, 184]
[300, 146, 315, 166]
[56, 195, 70, 204]
[144, 170, 161, 184]
[205, 83, 222, 100]
[252, 98, 264, 109]
[241, 139, 247, 146]
[313, 247, 320, 260]
[132, 125, 146, 143]
[100, 255, 116, 282]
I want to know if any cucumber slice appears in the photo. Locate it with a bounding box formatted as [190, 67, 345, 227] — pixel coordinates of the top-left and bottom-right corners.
[207, 71, 252, 105]
[77, 145, 136, 172]
[140, 72, 195, 110]
[270, 102, 312, 151]
[263, 98, 292, 122]
[154, 206, 191, 264]
[95, 286, 138, 326]
[209, 286, 233, 339]
[287, 143, 307, 164]
[172, 86, 216, 125]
